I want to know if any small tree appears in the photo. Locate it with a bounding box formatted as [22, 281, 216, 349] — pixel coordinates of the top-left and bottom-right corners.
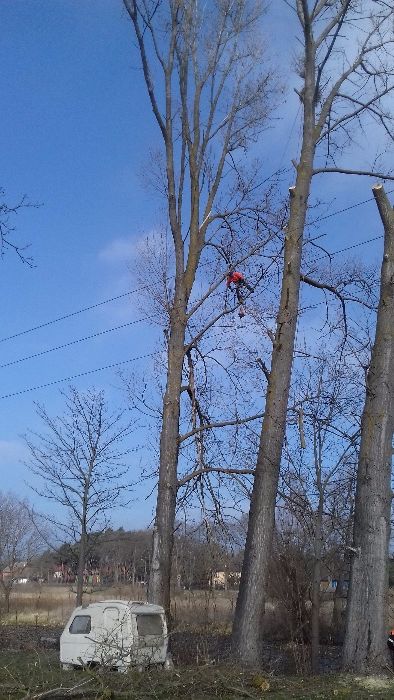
[0, 493, 43, 612]
[25, 386, 133, 606]
[280, 347, 362, 671]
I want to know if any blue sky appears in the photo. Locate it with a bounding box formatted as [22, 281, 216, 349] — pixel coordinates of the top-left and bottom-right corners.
[0, 0, 162, 526]
[0, 1, 391, 530]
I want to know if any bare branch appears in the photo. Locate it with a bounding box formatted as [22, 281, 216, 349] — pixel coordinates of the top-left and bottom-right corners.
[178, 465, 255, 488]
[123, 0, 166, 140]
[312, 168, 394, 180]
[179, 411, 264, 444]
[315, 0, 351, 49]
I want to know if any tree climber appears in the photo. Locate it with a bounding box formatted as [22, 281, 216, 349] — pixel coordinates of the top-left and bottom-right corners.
[226, 270, 254, 318]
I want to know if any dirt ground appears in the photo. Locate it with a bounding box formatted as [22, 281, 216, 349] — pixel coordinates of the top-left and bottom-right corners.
[0, 622, 342, 675]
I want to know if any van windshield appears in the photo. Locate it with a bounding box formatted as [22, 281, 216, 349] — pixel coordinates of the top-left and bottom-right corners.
[136, 614, 163, 637]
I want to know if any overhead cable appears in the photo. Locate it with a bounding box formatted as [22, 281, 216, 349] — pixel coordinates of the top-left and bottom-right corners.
[0, 316, 153, 370]
[1, 189, 393, 347]
[308, 188, 394, 226]
[313, 234, 384, 262]
[0, 286, 150, 344]
[0, 353, 156, 400]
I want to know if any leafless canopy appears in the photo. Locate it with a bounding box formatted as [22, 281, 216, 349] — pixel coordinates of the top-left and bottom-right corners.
[293, 0, 394, 176]
[124, 0, 280, 303]
[25, 386, 134, 541]
[0, 492, 44, 607]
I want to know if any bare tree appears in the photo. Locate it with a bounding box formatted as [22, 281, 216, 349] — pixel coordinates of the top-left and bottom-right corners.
[0, 493, 43, 612]
[0, 191, 38, 607]
[269, 517, 313, 671]
[280, 349, 361, 671]
[0, 187, 37, 266]
[233, 0, 394, 664]
[25, 386, 133, 606]
[123, 0, 278, 616]
[342, 185, 394, 671]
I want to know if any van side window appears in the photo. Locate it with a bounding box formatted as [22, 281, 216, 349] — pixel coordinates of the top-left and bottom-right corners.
[69, 615, 91, 634]
[136, 614, 163, 636]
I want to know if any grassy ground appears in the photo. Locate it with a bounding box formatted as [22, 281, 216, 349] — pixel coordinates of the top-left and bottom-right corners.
[1, 586, 394, 699]
[1, 650, 394, 700]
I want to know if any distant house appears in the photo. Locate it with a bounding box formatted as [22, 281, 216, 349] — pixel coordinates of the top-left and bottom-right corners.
[211, 570, 241, 590]
[52, 563, 100, 585]
[0, 562, 29, 582]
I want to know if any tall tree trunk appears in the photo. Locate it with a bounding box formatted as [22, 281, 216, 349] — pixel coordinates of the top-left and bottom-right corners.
[76, 528, 87, 607]
[124, 0, 278, 631]
[232, 33, 317, 664]
[342, 186, 394, 672]
[148, 299, 187, 618]
[232, 168, 313, 663]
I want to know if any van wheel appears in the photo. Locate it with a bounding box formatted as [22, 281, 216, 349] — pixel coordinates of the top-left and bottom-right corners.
[62, 663, 74, 671]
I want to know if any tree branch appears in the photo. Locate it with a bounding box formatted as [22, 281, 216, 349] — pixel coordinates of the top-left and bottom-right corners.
[177, 465, 255, 488]
[179, 411, 264, 444]
[123, 0, 166, 140]
[300, 272, 348, 336]
[312, 168, 394, 180]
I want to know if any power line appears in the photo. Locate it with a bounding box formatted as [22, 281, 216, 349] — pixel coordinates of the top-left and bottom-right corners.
[1, 224, 384, 360]
[308, 188, 394, 226]
[313, 233, 384, 262]
[0, 285, 150, 345]
[2, 188, 392, 348]
[0, 230, 387, 396]
[0, 353, 156, 401]
[0, 316, 153, 370]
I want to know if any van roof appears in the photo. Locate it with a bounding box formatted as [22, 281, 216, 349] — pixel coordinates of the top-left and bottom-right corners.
[75, 600, 165, 615]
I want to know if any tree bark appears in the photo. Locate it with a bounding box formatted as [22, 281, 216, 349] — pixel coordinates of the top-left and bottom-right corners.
[148, 298, 187, 618]
[342, 185, 394, 672]
[231, 172, 313, 663]
[76, 528, 87, 607]
[232, 29, 317, 662]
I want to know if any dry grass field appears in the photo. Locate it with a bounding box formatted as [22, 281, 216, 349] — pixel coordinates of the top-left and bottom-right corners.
[0, 583, 241, 630]
[0, 583, 288, 636]
[0, 583, 144, 626]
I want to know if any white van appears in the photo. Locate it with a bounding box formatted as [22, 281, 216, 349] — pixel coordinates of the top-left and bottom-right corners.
[60, 600, 168, 671]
